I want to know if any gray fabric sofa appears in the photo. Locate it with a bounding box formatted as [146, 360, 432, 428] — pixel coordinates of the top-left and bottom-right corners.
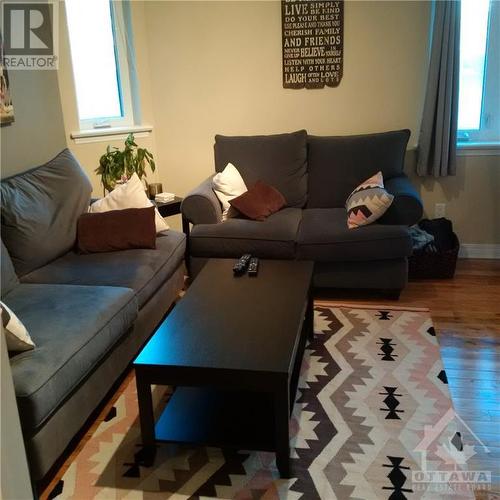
[182, 130, 423, 293]
[0, 149, 185, 481]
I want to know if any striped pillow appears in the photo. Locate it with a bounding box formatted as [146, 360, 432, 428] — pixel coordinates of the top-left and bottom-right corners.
[346, 172, 394, 229]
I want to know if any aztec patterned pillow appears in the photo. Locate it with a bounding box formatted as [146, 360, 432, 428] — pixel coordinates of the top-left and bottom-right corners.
[345, 171, 394, 229]
[1, 301, 35, 353]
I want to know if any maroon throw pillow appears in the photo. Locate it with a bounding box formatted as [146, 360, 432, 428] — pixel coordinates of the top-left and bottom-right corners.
[77, 206, 156, 253]
[229, 180, 286, 221]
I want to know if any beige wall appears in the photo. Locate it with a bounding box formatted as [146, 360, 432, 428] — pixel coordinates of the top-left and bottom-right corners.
[0, 0, 66, 178]
[142, 0, 499, 245]
[410, 155, 500, 245]
[144, 0, 430, 190]
[0, 67, 66, 178]
[56, 1, 161, 195]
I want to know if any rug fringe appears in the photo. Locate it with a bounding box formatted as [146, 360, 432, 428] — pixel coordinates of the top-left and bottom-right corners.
[314, 300, 430, 313]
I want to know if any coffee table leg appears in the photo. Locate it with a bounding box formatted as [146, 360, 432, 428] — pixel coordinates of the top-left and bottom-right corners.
[136, 374, 156, 449]
[182, 216, 191, 277]
[274, 384, 291, 478]
[306, 289, 314, 341]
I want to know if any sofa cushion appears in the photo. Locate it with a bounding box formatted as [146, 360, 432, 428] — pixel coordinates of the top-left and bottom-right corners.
[7, 284, 137, 434]
[20, 232, 185, 308]
[190, 208, 302, 259]
[214, 130, 308, 208]
[0, 149, 92, 276]
[307, 130, 411, 208]
[297, 208, 412, 262]
[1, 239, 19, 298]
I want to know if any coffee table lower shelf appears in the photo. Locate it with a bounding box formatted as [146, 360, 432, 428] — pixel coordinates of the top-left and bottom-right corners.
[155, 386, 276, 452]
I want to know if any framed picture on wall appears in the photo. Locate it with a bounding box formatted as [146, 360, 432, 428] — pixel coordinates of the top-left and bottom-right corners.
[0, 32, 14, 126]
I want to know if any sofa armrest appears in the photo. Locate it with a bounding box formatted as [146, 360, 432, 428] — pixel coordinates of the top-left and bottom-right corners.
[380, 174, 423, 226]
[181, 175, 222, 225]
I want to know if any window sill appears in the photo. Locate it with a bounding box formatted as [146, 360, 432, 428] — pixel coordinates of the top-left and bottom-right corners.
[457, 142, 500, 157]
[70, 125, 153, 144]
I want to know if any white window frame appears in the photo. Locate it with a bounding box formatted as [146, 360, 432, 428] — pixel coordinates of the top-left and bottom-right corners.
[67, 0, 135, 132]
[458, 0, 500, 149]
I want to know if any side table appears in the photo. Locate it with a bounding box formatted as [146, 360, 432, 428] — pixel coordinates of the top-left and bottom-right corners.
[154, 196, 189, 236]
[154, 196, 190, 274]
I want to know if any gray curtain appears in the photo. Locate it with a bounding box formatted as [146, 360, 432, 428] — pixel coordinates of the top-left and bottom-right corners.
[417, 0, 461, 177]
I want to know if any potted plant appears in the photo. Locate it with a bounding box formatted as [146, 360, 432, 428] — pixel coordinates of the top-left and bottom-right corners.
[95, 133, 156, 193]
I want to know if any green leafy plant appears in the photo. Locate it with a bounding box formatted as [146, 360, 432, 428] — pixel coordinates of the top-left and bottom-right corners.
[95, 133, 156, 193]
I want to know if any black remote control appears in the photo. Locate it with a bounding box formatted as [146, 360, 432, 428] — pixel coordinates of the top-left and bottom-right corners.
[233, 254, 252, 276]
[248, 257, 259, 277]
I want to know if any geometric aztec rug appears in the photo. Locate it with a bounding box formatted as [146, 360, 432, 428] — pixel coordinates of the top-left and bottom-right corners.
[51, 304, 476, 499]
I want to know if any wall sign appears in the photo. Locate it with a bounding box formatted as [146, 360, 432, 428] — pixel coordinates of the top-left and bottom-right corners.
[282, 0, 344, 89]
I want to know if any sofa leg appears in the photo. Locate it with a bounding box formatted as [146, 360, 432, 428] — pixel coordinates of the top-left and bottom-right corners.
[385, 289, 401, 300]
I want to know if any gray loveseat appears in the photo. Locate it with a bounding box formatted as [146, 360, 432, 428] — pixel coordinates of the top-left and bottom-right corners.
[0, 150, 185, 482]
[182, 129, 423, 294]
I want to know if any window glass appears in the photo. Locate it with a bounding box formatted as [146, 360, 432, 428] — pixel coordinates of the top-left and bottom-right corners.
[66, 0, 133, 128]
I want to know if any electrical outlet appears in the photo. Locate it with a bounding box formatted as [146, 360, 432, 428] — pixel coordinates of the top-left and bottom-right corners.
[435, 203, 446, 218]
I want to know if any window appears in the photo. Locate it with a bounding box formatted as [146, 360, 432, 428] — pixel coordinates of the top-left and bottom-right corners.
[65, 0, 134, 130]
[458, 0, 500, 146]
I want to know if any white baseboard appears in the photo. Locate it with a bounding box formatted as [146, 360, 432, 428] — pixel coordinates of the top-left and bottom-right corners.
[458, 244, 500, 259]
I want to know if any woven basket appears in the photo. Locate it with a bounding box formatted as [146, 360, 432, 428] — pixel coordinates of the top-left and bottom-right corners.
[408, 232, 460, 279]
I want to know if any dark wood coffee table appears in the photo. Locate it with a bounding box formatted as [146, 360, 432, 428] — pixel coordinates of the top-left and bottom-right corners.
[133, 258, 314, 478]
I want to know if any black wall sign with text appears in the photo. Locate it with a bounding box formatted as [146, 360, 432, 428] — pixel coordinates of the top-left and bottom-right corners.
[282, 0, 344, 89]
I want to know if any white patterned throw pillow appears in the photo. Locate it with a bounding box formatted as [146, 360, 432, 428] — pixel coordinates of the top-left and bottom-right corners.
[212, 163, 248, 221]
[345, 171, 394, 229]
[1, 301, 35, 353]
[90, 173, 169, 233]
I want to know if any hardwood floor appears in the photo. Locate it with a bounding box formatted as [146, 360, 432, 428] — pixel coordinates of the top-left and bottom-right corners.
[318, 259, 500, 497]
[40, 259, 500, 499]
[412, 260, 500, 497]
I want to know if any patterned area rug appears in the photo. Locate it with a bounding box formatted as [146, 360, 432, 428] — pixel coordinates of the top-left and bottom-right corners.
[52, 304, 476, 499]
